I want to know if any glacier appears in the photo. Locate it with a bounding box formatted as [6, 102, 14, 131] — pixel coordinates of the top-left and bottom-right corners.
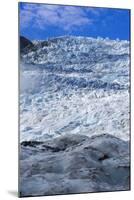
[19, 36, 130, 197]
[20, 134, 129, 197]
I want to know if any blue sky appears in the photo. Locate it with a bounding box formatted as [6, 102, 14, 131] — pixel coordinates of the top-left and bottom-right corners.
[19, 2, 130, 41]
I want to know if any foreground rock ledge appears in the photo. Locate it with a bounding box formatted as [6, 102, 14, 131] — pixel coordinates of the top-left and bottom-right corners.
[19, 134, 130, 197]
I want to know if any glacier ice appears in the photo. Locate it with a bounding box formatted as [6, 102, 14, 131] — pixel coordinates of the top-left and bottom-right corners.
[20, 36, 130, 142]
[20, 134, 130, 197]
[19, 36, 130, 196]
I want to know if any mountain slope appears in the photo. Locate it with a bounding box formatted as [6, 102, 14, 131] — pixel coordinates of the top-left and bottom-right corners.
[20, 36, 34, 53]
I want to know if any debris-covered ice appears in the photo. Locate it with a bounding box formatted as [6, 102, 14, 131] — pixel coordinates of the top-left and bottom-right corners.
[20, 134, 130, 197]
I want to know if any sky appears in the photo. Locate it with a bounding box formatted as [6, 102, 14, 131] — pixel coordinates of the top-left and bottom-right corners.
[19, 2, 130, 41]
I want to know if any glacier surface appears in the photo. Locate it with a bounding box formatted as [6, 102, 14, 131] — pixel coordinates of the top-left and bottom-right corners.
[20, 134, 130, 197]
[19, 36, 130, 196]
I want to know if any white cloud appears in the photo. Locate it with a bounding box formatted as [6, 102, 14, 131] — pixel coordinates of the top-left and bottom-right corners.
[20, 4, 95, 32]
[20, 10, 34, 28]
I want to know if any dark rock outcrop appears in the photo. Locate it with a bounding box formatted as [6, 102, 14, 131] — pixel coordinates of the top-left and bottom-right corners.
[20, 36, 34, 53]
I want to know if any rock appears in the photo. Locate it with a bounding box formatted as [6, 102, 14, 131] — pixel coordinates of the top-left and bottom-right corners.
[20, 36, 34, 53]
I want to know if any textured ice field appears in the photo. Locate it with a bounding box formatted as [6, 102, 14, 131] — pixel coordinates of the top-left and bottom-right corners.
[20, 36, 130, 142]
[20, 87, 129, 142]
[19, 36, 130, 196]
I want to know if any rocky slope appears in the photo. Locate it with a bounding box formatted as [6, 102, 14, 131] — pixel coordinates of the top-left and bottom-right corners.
[20, 36, 34, 54]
